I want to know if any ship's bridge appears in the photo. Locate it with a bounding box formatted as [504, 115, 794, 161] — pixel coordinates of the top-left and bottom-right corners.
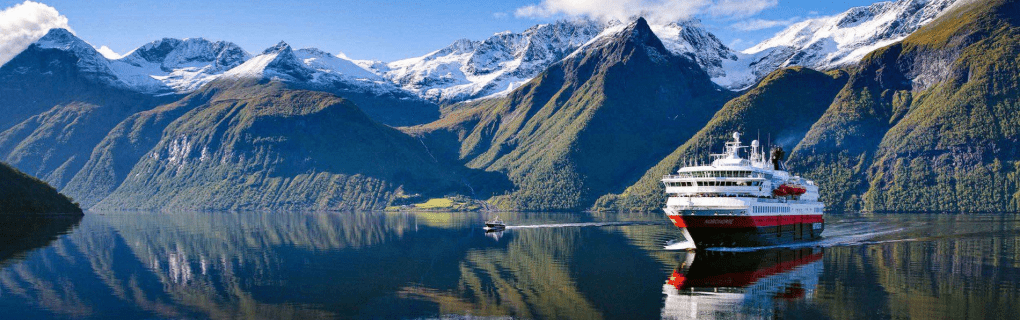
[661, 132, 809, 198]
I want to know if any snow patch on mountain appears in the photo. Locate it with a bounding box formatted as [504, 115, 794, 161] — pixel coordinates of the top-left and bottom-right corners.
[30, 28, 121, 83]
[110, 38, 251, 94]
[650, 21, 738, 78]
[379, 20, 605, 103]
[224, 42, 415, 97]
[740, 0, 959, 79]
[379, 18, 748, 102]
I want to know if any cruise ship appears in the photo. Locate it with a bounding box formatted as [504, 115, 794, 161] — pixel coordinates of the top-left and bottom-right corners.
[662, 132, 824, 248]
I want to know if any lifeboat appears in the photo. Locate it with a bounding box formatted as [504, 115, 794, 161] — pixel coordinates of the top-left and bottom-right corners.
[772, 184, 806, 197]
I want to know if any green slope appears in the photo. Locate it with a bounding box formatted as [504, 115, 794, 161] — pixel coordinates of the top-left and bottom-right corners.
[94, 80, 495, 211]
[0, 161, 81, 214]
[0, 45, 172, 190]
[61, 84, 226, 207]
[789, 0, 1020, 212]
[594, 67, 848, 211]
[410, 18, 730, 211]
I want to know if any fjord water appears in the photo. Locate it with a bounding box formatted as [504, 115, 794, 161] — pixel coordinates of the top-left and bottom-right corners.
[1, 212, 1019, 319]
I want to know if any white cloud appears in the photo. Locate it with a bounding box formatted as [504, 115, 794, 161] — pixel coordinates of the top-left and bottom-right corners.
[728, 38, 745, 48]
[730, 17, 801, 31]
[514, 0, 778, 23]
[0, 1, 71, 67]
[95, 45, 122, 59]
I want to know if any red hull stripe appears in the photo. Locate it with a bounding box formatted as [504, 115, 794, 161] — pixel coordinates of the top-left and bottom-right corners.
[677, 215, 823, 228]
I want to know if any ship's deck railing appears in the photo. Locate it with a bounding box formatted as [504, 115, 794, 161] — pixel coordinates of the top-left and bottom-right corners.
[662, 174, 767, 180]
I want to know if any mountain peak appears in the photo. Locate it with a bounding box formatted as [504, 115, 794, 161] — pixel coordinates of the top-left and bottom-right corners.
[633, 17, 649, 29]
[263, 41, 292, 55]
[625, 17, 659, 45]
[579, 16, 669, 60]
[33, 28, 93, 52]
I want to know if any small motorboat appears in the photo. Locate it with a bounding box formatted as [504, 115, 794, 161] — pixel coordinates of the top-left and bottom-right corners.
[484, 216, 506, 230]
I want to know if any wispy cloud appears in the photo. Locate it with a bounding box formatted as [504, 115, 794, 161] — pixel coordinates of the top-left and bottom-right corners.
[514, 0, 778, 24]
[95, 45, 122, 59]
[730, 17, 801, 31]
[728, 38, 745, 49]
[0, 1, 71, 66]
[493, 12, 509, 19]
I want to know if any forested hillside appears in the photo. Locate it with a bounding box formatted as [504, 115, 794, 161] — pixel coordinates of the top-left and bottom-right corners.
[0, 161, 81, 214]
[790, 0, 1020, 212]
[94, 80, 504, 210]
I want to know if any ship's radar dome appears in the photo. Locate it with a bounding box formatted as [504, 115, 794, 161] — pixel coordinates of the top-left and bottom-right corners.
[752, 140, 759, 147]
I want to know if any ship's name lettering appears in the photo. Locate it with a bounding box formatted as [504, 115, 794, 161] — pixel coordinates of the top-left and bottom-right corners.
[705, 219, 734, 224]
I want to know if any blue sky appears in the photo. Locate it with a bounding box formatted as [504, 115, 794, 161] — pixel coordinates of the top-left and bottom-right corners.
[1, 0, 883, 62]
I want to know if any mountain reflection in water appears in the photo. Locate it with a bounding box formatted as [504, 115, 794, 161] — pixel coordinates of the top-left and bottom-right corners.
[0, 212, 1019, 319]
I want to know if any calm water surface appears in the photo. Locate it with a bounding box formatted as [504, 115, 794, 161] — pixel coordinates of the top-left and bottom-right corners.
[1, 211, 1019, 319]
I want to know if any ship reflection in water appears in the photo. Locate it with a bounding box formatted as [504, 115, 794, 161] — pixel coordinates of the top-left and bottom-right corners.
[663, 248, 824, 319]
[484, 228, 505, 241]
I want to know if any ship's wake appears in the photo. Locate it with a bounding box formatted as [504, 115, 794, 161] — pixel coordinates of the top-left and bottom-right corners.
[703, 222, 913, 252]
[506, 221, 667, 230]
[659, 221, 920, 252]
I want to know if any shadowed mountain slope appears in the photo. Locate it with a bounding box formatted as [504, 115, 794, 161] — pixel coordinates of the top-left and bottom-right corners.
[594, 67, 848, 211]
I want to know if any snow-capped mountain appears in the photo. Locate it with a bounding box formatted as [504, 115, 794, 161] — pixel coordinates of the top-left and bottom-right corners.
[29, 28, 121, 85]
[222, 41, 440, 125]
[9, 0, 966, 105]
[720, 0, 960, 89]
[17, 29, 403, 97]
[377, 18, 743, 103]
[224, 41, 400, 94]
[11, 29, 252, 94]
[650, 21, 738, 79]
[378, 19, 604, 103]
[111, 37, 251, 94]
